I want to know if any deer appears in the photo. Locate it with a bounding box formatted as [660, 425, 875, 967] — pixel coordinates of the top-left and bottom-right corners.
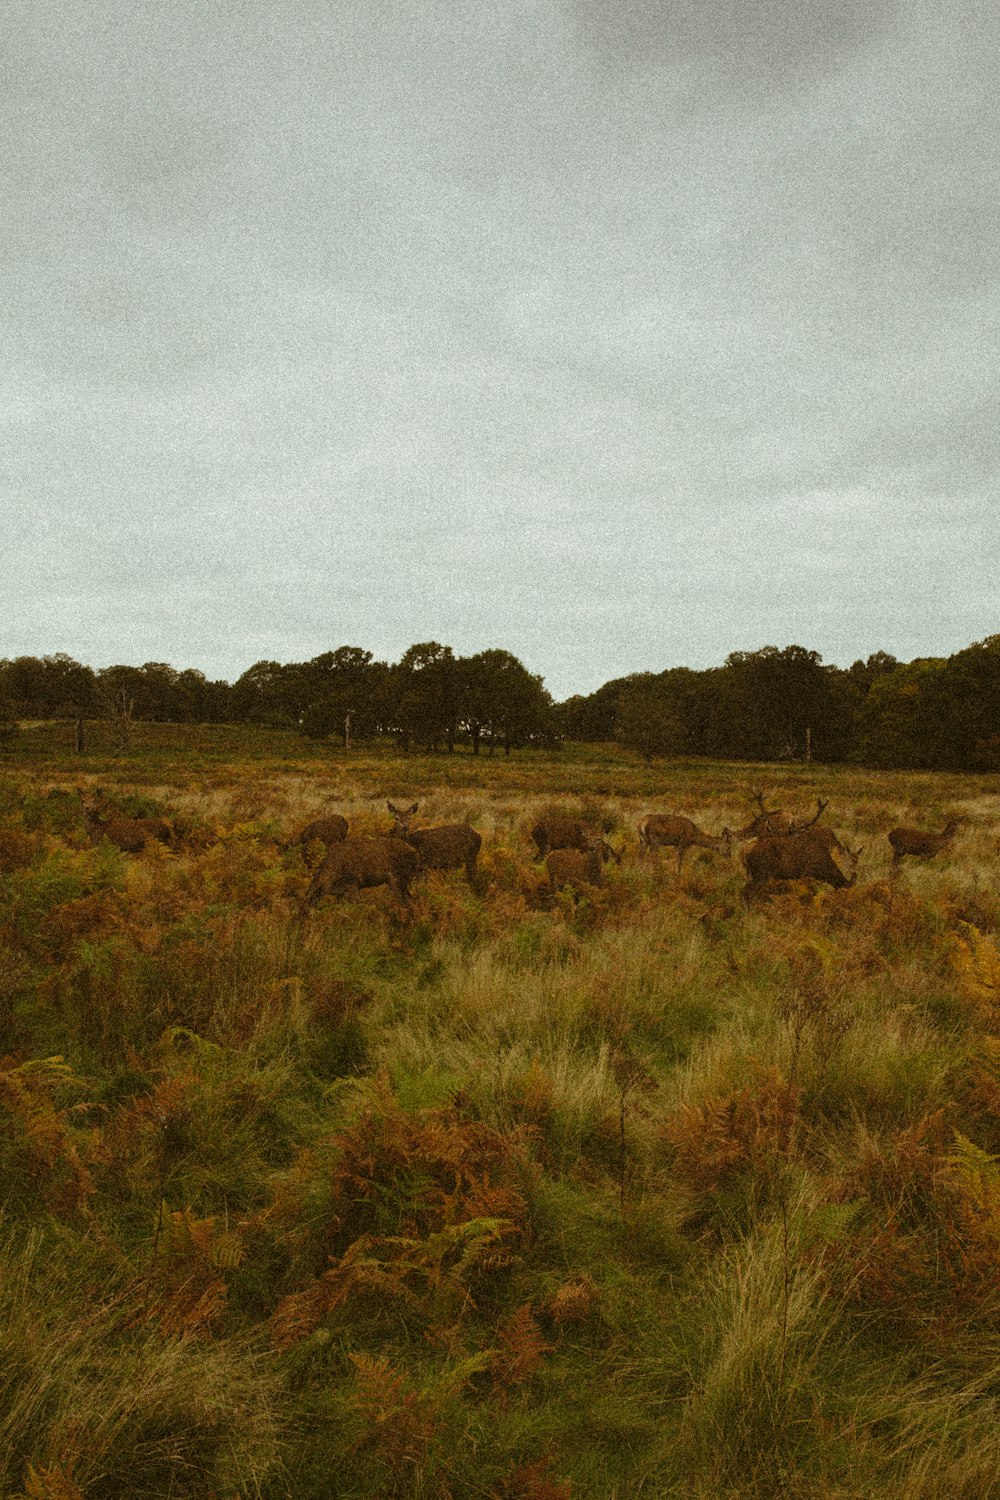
[289, 813, 349, 862]
[80, 788, 172, 853]
[637, 814, 733, 873]
[387, 801, 483, 886]
[742, 824, 863, 902]
[887, 820, 959, 865]
[545, 835, 616, 900]
[530, 815, 617, 862]
[301, 834, 421, 910]
[735, 793, 829, 840]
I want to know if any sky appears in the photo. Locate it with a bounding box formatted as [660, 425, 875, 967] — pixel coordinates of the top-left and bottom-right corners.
[3, 0, 998, 701]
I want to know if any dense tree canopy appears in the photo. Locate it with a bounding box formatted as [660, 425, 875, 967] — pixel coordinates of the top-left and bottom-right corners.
[2, 634, 998, 770]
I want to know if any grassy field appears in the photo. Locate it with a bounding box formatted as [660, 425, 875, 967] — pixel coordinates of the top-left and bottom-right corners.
[2, 723, 1000, 1498]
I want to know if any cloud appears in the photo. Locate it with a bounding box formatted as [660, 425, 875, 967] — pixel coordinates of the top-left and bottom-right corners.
[2, 1, 998, 697]
[567, 0, 897, 83]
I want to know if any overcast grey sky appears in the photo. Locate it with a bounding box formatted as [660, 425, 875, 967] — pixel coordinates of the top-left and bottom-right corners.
[3, 0, 998, 699]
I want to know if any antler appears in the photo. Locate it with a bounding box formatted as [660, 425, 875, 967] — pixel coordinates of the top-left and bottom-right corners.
[790, 798, 829, 832]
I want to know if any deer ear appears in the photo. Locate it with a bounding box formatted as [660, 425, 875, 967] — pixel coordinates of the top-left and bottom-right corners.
[387, 801, 398, 814]
[407, 803, 418, 816]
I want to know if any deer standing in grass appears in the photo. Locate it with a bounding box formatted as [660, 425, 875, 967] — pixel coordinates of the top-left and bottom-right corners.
[887, 820, 959, 865]
[637, 814, 733, 874]
[531, 815, 615, 862]
[387, 802, 483, 886]
[546, 835, 617, 900]
[742, 824, 863, 902]
[301, 835, 420, 910]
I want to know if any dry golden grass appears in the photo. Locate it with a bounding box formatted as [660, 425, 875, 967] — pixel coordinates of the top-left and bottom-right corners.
[2, 726, 1000, 1497]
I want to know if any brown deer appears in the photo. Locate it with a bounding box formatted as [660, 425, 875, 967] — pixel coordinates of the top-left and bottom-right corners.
[545, 835, 615, 900]
[637, 814, 733, 873]
[301, 834, 421, 910]
[387, 802, 483, 885]
[735, 792, 828, 840]
[289, 814, 349, 862]
[887, 820, 959, 865]
[742, 824, 862, 902]
[531, 815, 617, 862]
[80, 789, 172, 853]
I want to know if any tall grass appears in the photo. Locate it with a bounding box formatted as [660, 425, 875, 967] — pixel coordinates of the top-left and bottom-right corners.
[1, 728, 998, 1495]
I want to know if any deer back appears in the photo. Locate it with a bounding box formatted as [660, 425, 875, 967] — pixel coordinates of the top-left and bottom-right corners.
[293, 814, 348, 850]
[531, 816, 591, 860]
[744, 825, 860, 893]
[546, 846, 601, 893]
[888, 821, 959, 859]
[304, 834, 419, 906]
[405, 823, 482, 870]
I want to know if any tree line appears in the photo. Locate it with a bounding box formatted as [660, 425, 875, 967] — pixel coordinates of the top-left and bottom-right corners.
[2, 635, 998, 770]
[0, 644, 553, 756]
[561, 638, 1000, 772]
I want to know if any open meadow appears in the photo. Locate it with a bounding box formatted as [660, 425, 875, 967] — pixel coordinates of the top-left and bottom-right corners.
[2, 723, 1000, 1499]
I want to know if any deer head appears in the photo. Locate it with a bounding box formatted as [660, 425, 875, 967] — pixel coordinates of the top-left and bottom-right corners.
[387, 801, 419, 837]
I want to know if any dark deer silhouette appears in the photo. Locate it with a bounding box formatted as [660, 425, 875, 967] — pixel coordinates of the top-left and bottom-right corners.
[302, 835, 420, 910]
[80, 789, 172, 853]
[545, 835, 617, 899]
[289, 814, 349, 862]
[742, 824, 862, 901]
[637, 814, 733, 873]
[387, 802, 482, 886]
[531, 815, 616, 862]
[888, 820, 959, 865]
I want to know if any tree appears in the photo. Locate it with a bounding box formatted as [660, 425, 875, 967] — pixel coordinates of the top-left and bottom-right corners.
[0, 685, 17, 745]
[697, 646, 857, 762]
[2, 654, 97, 719]
[615, 687, 685, 764]
[855, 658, 946, 768]
[459, 649, 553, 755]
[230, 661, 298, 724]
[917, 636, 1000, 770]
[97, 666, 140, 749]
[847, 652, 899, 696]
[557, 677, 642, 742]
[298, 648, 381, 744]
[390, 643, 461, 752]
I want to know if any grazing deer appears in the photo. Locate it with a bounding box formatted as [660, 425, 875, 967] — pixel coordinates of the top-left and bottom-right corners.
[887, 820, 959, 865]
[735, 792, 828, 840]
[742, 825, 863, 902]
[80, 789, 172, 853]
[545, 835, 616, 900]
[301, 834, 420, 910]
[637, 814, 733, 873]
[387, 802, 482, 885]
[289, 814, 349, 862]
[531, 815, 616, 862]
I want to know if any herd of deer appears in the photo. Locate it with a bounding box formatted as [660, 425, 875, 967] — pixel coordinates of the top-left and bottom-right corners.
[78, 789, 964, 911]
